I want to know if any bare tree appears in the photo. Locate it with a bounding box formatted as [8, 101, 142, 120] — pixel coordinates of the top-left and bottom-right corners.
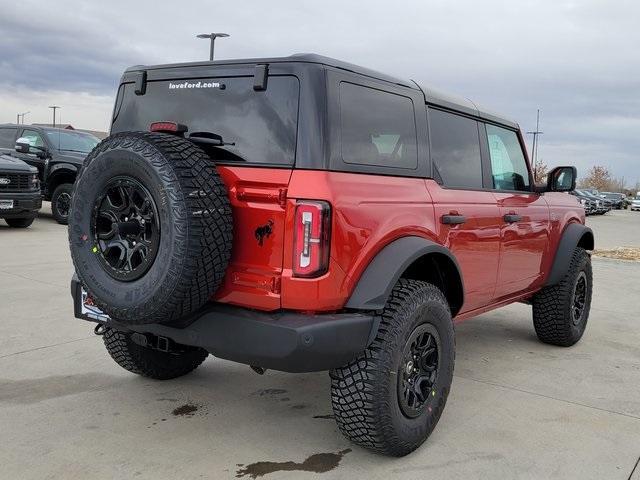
[532, 157, 548, 183]
[579, 165, 613, 191]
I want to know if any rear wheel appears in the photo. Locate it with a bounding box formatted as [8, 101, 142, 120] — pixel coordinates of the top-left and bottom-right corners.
[102, 328, 208, 380]
[5, 216, 35, 228]
[51, 183, 73, 225]
[330, 279, 455, 457]
[532, 247, 592, 346]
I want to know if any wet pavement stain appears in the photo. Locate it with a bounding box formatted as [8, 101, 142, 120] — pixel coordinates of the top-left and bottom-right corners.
[254, 388, 287, 397]
[235, 449, 351, 479]
[172, 404, 199, 416]
[0, 373, 119, 404]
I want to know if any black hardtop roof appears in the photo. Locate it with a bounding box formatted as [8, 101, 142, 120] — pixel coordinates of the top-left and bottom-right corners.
[0, 123, 94, 135]
[125, 53, 518, 129]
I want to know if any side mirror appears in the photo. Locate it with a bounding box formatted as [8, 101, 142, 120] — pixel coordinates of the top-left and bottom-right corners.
[547, 166, 577, 192]
[15, 137, 31, 154]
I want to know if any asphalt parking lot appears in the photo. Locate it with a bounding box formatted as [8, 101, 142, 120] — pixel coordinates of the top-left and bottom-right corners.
[1, 206, 639, 480]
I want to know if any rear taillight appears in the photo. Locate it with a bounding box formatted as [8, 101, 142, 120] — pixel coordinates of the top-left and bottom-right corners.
[293, 201, 331, 278]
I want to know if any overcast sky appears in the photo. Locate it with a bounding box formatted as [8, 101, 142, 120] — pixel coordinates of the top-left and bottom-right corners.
[1, 0, 638, 182]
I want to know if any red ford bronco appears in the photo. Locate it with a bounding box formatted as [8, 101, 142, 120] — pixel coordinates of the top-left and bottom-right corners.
[69, 54, 593, 456]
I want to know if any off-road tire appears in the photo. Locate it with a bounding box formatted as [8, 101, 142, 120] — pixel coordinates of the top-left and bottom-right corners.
[51, 183, 73, 225]
[330, 279, 455, 457]
[5, 216, 35, 228]
[103, 328, 208, 380]
[532, 247, 592, 346]
[68, 132, 233, 326]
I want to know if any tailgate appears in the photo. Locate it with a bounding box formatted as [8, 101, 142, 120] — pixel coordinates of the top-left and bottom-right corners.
[213, 166, 292, 310]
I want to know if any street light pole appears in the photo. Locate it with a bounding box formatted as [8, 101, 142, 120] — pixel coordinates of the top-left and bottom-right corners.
[526, 109, 543, 168]
[16, 111, 30, 124]
[49, 106, 61, 128]
[196, 33, 230, 61]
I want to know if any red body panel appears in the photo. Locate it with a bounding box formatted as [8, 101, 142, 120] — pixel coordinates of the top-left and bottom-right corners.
[212, 165, 585, 319]
[427, 181, 502, 313]
[492, 191, 550, 300]
[213, 166, 292, 310]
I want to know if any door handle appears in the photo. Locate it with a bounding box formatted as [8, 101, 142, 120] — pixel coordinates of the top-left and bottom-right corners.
[441, 214, 466, 225]
[503, 214, 522, 223]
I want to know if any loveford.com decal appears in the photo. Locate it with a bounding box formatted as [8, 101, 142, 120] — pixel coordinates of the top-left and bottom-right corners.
[168, 80, 225, 90]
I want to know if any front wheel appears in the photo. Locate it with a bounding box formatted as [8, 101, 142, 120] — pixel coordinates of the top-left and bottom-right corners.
[51, 183, 73, 225]
[330, 279, 455, 457]
[532, 247, 592, 346]
[5, 216, 35, 228]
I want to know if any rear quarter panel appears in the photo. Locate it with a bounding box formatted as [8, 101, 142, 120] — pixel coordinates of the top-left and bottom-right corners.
[282, 170, 437, 310]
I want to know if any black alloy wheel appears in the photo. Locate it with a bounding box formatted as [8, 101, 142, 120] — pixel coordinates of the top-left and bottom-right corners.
[55, 191, 71, 219]
[92, 176, 160, 282]
[571, 271, 587, 326]
[398, 323, 440, 418]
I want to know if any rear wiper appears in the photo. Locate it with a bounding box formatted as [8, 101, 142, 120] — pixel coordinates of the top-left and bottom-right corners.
[186, 131, 246, 162]
[187, 131, 235, 146]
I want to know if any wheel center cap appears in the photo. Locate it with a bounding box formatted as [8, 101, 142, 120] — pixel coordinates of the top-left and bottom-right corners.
[116, 219, 142, 236]
[405, 360, 414, 375]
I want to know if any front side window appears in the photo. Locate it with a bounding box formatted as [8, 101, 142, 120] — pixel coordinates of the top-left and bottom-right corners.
[486, 124, 530, 191]
[340, 82, 417, 169]
[429, 109, 483, 188]
[20, 129, 45, 148]
[45, 130, 99, 153]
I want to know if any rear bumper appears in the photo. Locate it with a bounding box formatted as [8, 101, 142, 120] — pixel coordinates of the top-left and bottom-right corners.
[0, 190, 42, 218]
[71, 275, 378, 373]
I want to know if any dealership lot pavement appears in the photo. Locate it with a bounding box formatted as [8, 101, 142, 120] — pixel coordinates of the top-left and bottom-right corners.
[1, 206, 639, 480]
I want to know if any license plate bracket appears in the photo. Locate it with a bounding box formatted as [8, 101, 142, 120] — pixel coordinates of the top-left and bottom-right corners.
[79, 287, 111, 322]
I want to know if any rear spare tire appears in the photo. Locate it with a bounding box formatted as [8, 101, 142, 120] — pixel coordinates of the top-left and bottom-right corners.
[68, 132, 233, 325]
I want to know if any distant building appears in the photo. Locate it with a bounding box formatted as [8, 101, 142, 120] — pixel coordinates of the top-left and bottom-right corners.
[32, 123, 108, 139]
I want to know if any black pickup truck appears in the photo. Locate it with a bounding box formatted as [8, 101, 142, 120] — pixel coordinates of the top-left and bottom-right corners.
[0, 154, 42, 228]
[0, 124, 99, 224]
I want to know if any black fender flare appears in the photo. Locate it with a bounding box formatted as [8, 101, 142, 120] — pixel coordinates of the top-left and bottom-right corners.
[48, 162, 78, 177]
[46, 163, 78, 196]
[345, 236, 464, 312]
[545, 223, 594, 286]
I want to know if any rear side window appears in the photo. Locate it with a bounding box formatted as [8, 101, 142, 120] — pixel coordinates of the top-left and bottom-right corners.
[486, 124, 530, 191]
[339, 82, 417, 169]
[112, 76, 300, 166]
[429, 109, 483, 188]
[0, 127, 17, 148]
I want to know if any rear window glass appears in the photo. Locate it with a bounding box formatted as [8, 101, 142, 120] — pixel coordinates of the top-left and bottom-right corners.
[0, 127, 17, 148]
[429, 109, 483, 189]
[339, 82, 417, 169]
[112, 76, 300, 166]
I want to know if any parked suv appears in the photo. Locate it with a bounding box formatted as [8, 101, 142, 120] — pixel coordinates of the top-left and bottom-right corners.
[0, 124, 99, 224]
[69, 54, 593, 457]
[576, 189, 609, 214]
[0, 154, 42, 227]
[570, 190, 596, 215]
[599, 192, 625, 209]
